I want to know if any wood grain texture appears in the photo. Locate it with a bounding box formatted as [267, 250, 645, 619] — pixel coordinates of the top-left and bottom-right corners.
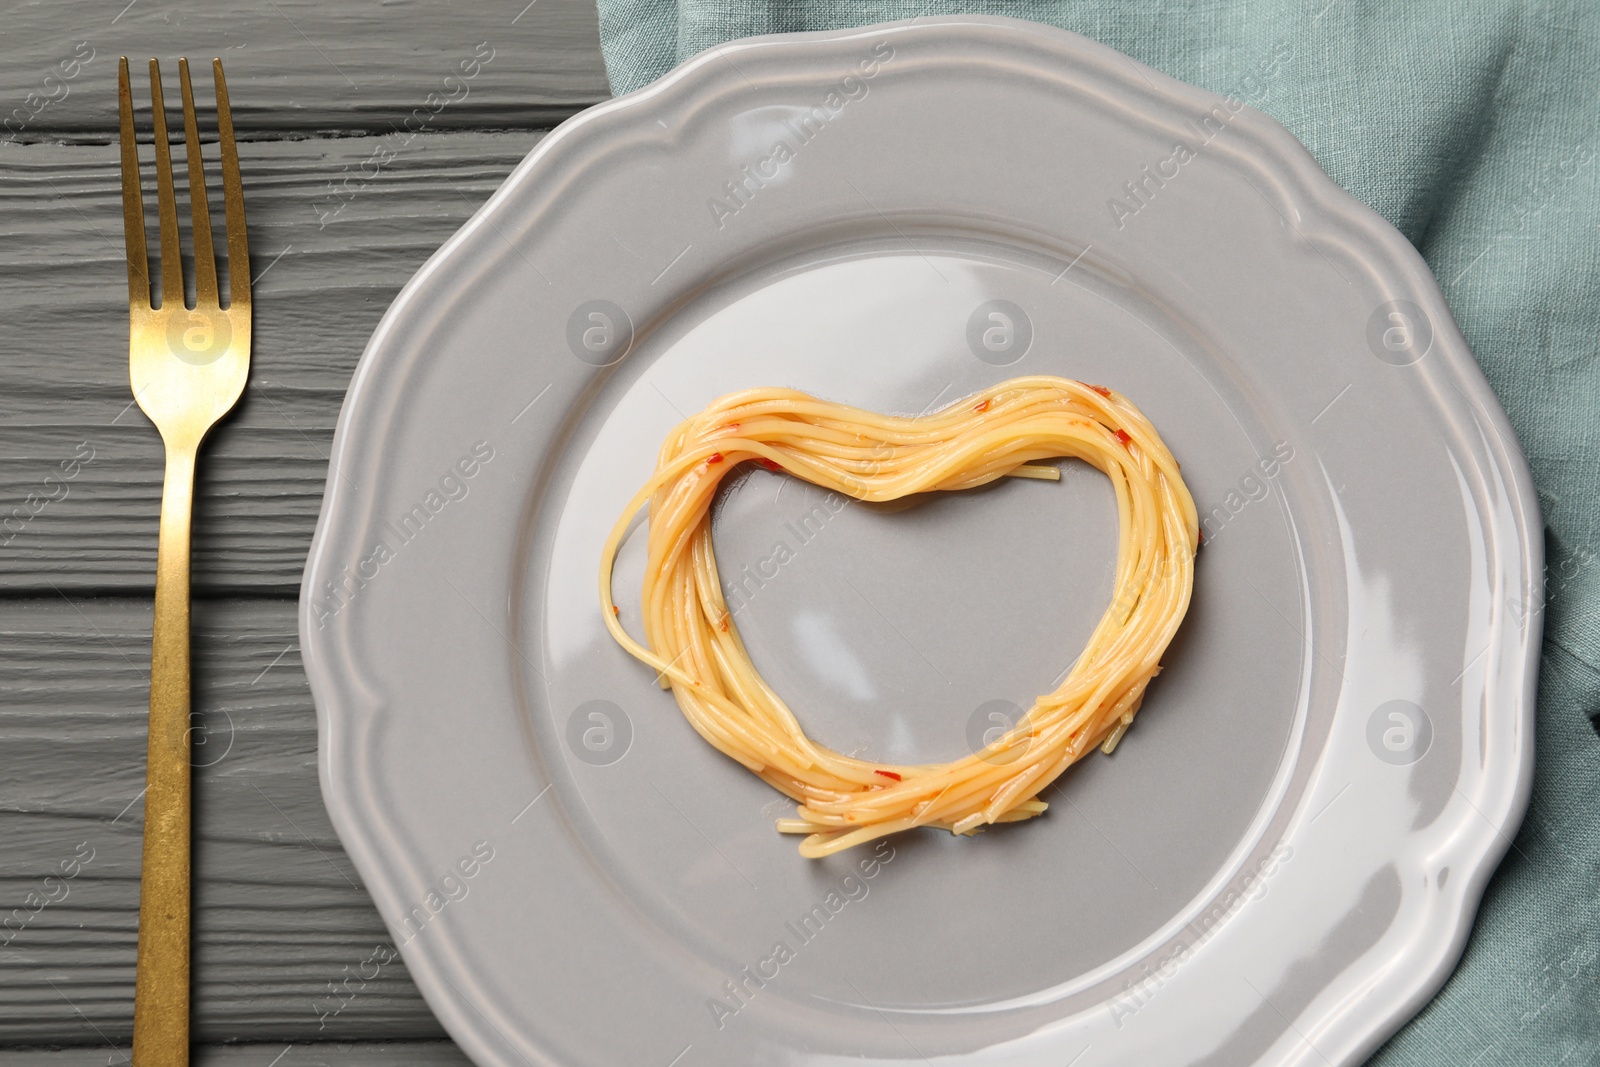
[0, 0, 607, 140]
[0, 597, 448, 1044]
[0, 1043, 473, 1065]
[0, 130, 543, 595]
[1, 9, 607, 1055]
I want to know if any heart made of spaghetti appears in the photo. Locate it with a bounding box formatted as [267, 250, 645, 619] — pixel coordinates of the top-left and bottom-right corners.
[601, 375, 1198, 858]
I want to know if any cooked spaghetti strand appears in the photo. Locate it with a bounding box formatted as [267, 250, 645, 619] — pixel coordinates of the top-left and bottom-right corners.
[600, 376, 1197, 858]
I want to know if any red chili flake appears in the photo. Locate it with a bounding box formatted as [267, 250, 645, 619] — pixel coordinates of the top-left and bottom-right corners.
[757, 458, 783, 472]
[611, 605, 619, 615]
[874, 769, 902, 782]
[973, 398, 992, 413]
[1087, 384, 1112, 398]
[1114, 429, 1133, 447]
[717, 615, 729, 632]
[707, 452, 724, 464]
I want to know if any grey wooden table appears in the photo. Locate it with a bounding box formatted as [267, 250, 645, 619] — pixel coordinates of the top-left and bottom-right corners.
[0, 2, 609, 1061]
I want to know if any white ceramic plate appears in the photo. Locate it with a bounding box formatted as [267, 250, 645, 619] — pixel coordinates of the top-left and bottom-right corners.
[302, 15, 1541, 1066]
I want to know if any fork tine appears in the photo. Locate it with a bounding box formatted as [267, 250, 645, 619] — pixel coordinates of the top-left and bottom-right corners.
[117, 58, 151, 308]
[147, 59, 184, 310]
[212, 59, 250, 310]
[177, 59, 218, 308]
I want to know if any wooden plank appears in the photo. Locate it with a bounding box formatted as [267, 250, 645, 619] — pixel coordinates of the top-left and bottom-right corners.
[0, 1043, 473, 1066]
[0, 597, 449, 1044]
[0, 130, 543, 595]
[0, 0, 607, 141]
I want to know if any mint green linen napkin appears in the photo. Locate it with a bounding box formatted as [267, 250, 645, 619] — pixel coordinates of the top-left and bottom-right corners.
[595, 2, 1600, 1061]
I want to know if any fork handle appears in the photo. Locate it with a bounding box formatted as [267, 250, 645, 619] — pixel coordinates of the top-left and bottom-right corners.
[133, 446, 195, 1067]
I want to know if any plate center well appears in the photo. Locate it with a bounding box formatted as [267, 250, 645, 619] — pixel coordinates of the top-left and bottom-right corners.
[536, 241, 1304, 1010]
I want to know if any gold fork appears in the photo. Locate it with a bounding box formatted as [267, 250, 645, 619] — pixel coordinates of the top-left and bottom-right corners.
[118, 55, 250, 1065]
